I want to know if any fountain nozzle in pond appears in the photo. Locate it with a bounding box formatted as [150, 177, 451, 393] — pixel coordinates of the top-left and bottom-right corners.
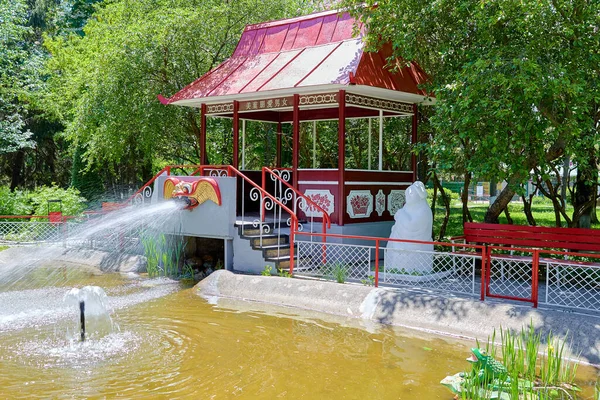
[64, 286, 112, 341]
[79, 300, 85, 342]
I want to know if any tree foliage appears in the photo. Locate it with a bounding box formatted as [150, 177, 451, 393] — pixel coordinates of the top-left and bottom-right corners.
[0, 0, 36, 154]
[45, 0, 311, 185]
[354, 0, 599, 225]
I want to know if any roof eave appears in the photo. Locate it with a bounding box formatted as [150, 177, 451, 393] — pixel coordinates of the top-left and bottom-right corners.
[167, 83, 434, 108]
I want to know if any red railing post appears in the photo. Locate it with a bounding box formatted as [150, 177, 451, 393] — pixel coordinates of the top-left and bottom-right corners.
[375, 240, 380, 287]
[532, 249, 539, 308]
[485, 247, 492, 297]
[480, 246, 486, 301]
[289, 217, 296, 275]
[261, 167, 266, 222]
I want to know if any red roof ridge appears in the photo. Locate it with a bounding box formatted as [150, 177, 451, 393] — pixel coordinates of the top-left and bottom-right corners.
[228, 37, 363, 57]
[244, 8, 345, 31]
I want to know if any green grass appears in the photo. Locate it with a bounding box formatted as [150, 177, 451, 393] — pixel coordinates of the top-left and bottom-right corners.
[0, 245, 8, 252]
[432, 201, 600, 240]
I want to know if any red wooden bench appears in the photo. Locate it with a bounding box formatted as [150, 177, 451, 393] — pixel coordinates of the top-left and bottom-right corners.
[454, 222, 600, 253]
[452, 222, 600, 308]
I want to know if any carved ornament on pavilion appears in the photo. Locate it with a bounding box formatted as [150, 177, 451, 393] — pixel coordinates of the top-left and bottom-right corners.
[206, 103, 234, 114]
[299, 93, 337, 106]
[345, 93, 413, 114]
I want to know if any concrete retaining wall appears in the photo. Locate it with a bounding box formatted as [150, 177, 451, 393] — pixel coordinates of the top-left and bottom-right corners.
[0, 246, 146, 273]
[196, 270, 600, 366]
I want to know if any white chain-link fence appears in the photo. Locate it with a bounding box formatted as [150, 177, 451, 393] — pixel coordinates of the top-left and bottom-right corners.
[295, 235, 481, 296]
[487, 255, 535, 301]
[382, 248, 477, 295]
[0, 220, 144, 254]
[0, 221, 65, 243]
[543, 260, 600, 312]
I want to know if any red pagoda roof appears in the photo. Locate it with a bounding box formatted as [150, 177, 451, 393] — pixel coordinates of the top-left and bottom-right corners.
[160, 9, 431, 107]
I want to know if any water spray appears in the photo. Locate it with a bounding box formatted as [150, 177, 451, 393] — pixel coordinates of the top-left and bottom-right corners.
[64, 286, 111, 343]
[79, 300, 85, 342]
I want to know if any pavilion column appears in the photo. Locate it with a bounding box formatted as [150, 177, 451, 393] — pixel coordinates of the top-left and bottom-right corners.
[200, 104, 207, 165]
[232, 101, 239, 169]
[338, 90, 346, 226]
[276, 122, 282, 168]
[367, 118, 372, 170]
[241, 119, 246, 169]
[312, 121, 317, 168]
[378, 110, 383, 171]
[292, 94, 300, 190]
[411, 104, 418, 182]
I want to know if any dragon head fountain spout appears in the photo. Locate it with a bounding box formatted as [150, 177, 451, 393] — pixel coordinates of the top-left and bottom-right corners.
[163, 178, 222, 210]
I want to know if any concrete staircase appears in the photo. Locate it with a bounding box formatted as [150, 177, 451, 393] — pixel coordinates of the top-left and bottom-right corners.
[234, 222, 294, 272]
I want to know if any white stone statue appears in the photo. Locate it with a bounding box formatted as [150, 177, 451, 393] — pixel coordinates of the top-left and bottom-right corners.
[386, 181, 434, 274]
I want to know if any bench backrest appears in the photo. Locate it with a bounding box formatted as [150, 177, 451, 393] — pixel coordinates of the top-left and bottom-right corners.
[463, 222, 600, 252]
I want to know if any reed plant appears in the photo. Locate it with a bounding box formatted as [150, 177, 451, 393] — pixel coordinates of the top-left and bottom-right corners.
[141, 232, 186, 278]
[457, 322, 580, 400]
[141, 234, 161, 277]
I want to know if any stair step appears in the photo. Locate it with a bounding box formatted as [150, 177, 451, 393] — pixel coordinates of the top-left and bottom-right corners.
[236, 223, 279, 236]
[248, 235, 289, 247]
[262, 245, 291, 258]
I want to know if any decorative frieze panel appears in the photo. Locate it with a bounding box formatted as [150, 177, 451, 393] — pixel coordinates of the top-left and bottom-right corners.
[347, 190, 373, 219]
[375, 189, 386, 217]
[240, 96, 293, 112]
[345, 93, 413, 114]
[299, 93, 337, 107]
[303, 189, 334, 218]
[206, 103, 234, 114]
[388, 190, 406, 216]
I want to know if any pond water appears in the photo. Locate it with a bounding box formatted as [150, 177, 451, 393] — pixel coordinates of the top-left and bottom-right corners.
[0, 269, 597, 399]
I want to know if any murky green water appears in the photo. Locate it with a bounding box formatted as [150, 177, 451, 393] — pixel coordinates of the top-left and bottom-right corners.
[0, 271, 597, 399]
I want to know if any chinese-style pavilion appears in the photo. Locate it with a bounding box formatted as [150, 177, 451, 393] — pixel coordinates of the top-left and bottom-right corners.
[159, 8, 432, 234]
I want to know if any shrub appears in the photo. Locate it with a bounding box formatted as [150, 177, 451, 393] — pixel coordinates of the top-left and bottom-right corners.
[28, 185, 87, 216]
[0, 186, 32, 216]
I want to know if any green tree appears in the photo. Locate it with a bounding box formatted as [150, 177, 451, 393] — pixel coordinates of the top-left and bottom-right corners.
[0, 0, 36, 155]
[353, 0, 599, 226]
[45, 0, 312, 187]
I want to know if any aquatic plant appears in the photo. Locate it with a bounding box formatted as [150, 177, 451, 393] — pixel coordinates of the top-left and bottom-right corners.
[448, 322, 581, 400]
[141, 234, 160, 278]
[261, 265, 272, 276]
[141, 232, 186, 278]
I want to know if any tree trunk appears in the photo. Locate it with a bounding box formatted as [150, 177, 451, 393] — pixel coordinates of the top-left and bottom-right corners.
[461, 172, 473, 224]
[572, 155, 598, 228]
[433, 172, 450, 240]
[561, 156, 569, 204]
[430, 176, 438, 219]
[521, 194, 536, 226]
[10, 150, 25, 191]
[503, 205, 513, 224]
[484, 183, 516, 223]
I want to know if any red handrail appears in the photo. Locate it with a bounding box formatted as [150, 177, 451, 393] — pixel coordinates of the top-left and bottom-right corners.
[228, 165, 300, 274]
[263, 167, 331, 231]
